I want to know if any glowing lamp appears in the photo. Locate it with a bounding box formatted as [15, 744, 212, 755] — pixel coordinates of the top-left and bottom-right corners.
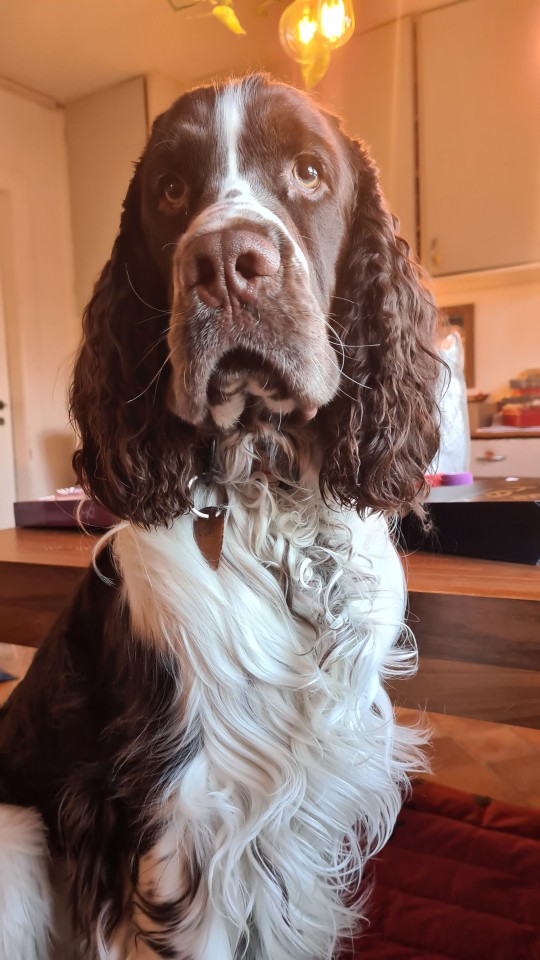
[318, 0, 355, 48]
[280, 0, 355, 84]
[279, 0, 322, 64]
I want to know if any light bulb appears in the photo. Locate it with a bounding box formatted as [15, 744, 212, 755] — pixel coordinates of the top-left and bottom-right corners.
[317, 0, 355, 49]
[279, 0, 325, 65]
[298, 14, 317, 45]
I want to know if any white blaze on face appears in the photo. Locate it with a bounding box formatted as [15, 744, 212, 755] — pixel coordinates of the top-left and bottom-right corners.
[217, 85, 252, 199]
[213, 83, 310, 276]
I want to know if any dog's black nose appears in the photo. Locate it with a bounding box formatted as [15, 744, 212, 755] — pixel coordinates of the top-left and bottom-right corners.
[183, 230, 281, 308]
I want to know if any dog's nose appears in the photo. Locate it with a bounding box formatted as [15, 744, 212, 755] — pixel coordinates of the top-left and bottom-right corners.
[183, 230, 281, 308]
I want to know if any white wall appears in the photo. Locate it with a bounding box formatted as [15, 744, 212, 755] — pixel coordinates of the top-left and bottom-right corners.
[146, 72, 185, 126]
[65, 76, 148, 314]
[433, 265, 540, 398]
[0, 84, 78, 500]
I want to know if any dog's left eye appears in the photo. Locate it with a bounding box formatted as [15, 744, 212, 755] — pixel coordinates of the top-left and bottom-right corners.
[291, 158, 321, 191]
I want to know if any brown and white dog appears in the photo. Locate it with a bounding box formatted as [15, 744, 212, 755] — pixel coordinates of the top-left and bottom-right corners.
[0, 74, 440, 960]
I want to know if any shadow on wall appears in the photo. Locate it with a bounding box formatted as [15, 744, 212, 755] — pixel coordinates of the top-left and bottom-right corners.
[41, 430, 77, 493]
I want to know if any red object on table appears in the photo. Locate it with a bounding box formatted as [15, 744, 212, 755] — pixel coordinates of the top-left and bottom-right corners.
[502, 408, 540, 428]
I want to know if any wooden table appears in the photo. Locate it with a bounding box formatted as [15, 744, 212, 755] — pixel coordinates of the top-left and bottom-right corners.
[0, 528, 93, 649]
[398, 552, 540, 728]
[1, 528, 539, 726]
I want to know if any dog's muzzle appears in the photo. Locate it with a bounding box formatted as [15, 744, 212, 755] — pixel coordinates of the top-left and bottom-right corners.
[168, 221, 339, 430]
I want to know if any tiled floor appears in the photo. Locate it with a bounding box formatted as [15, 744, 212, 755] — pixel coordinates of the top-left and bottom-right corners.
[0, 645, 538, 809]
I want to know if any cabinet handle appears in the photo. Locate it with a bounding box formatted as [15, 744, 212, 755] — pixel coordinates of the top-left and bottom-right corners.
[476, 454, 507, 462]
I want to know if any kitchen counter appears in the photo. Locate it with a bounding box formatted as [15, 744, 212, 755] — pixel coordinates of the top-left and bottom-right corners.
[471, 426, 540, 440]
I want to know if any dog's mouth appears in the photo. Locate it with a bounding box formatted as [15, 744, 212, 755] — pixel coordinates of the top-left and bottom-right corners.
[206, 348, 318, 430]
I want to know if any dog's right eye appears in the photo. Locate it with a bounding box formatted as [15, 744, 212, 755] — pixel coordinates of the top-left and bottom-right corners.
[158, 174, 186, 211]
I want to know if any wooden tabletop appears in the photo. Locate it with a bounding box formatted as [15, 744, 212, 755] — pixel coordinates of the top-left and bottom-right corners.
[0, 527, 96, 568]
[401, 550, 539, 601]
[1, 527, 538, 601]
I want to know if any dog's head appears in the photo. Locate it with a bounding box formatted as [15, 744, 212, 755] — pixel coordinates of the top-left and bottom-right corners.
[71, 74, 441, 525]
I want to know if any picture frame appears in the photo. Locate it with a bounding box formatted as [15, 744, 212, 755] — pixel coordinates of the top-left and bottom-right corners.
[439, 303, 475, 387]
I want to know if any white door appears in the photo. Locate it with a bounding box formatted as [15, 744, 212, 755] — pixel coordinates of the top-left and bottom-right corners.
[0, 266, 16, 529]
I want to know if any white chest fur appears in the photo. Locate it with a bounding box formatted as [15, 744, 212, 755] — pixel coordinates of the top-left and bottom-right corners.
[112, 478, 421, 960]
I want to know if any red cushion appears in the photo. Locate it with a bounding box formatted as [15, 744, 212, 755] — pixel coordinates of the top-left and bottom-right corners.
[338, 780, 540, 959]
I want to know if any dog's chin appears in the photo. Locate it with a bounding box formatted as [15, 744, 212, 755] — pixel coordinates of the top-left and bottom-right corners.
[167, 290, 340, 432]
[168, 344, 325, 433]
[205, 348, 320, 431]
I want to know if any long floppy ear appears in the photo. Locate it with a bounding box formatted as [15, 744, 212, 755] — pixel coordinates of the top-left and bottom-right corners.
[319, 138, 441, 516]
[70, 160, 198, 527]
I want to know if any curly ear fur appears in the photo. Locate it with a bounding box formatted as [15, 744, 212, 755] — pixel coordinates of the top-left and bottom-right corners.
[319, 137, 441, 516]
[70, 162, 199, 526]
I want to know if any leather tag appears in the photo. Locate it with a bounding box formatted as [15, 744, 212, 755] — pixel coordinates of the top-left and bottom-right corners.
[193, 507, 226, 570]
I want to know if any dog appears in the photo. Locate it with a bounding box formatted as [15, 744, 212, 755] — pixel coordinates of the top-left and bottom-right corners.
[0, 74, 440, 960]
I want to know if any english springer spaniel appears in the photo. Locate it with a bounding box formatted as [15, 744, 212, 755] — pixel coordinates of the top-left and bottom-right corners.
[0, 74, 440, 960]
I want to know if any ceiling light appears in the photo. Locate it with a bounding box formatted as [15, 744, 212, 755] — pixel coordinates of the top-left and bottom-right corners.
[279, 0, 355, 85]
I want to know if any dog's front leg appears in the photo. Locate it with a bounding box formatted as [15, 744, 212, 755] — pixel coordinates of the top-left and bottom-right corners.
[128, 822, 233, 960]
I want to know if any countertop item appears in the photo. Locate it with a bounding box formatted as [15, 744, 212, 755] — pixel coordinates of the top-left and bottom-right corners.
[402, 477, 540, 565]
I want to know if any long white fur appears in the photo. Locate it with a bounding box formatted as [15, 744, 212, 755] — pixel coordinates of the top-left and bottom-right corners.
[0, 805, 53, 960]
[110, 435, 425, 960]
[0, 442, 424, 960]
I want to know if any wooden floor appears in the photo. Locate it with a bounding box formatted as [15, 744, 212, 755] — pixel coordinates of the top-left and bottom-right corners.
[1, 643, 538, 810]
[398, 706, 540, 809]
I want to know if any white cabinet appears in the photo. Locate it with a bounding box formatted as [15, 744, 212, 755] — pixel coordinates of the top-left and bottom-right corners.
[417, 0, 540, 276]
[319, 17, 416, 252]
[471, 438, 540, 477]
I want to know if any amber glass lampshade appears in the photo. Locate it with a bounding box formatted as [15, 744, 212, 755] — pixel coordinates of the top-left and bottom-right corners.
[279, 0, 355, 62]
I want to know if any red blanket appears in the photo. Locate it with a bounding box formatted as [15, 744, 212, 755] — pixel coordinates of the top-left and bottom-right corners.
[339, 780, 540, 959]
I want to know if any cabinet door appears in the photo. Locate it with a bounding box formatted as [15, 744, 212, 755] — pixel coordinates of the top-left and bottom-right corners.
[319, 17, 416, 252]
[418, 0, 540, 275]
[471, 438, 540, 477]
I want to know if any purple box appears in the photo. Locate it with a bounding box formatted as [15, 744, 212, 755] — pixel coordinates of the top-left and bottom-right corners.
[13, 497, 116, 530]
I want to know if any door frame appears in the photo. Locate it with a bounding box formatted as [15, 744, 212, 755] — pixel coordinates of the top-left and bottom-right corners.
[0, 173, 34, 517]
[0, 260, 16, 528]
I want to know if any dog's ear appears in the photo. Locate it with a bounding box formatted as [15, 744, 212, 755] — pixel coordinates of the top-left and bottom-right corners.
[319, 138, 441, 516]
[70, 159, 197, 526]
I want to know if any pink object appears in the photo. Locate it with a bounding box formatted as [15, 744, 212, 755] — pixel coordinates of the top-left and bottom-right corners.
[441, 472, 473, 486]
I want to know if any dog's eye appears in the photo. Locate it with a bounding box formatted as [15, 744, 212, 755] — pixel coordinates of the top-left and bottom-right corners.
[291, 158, 321, 191]
[159, 174, 186, 210]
